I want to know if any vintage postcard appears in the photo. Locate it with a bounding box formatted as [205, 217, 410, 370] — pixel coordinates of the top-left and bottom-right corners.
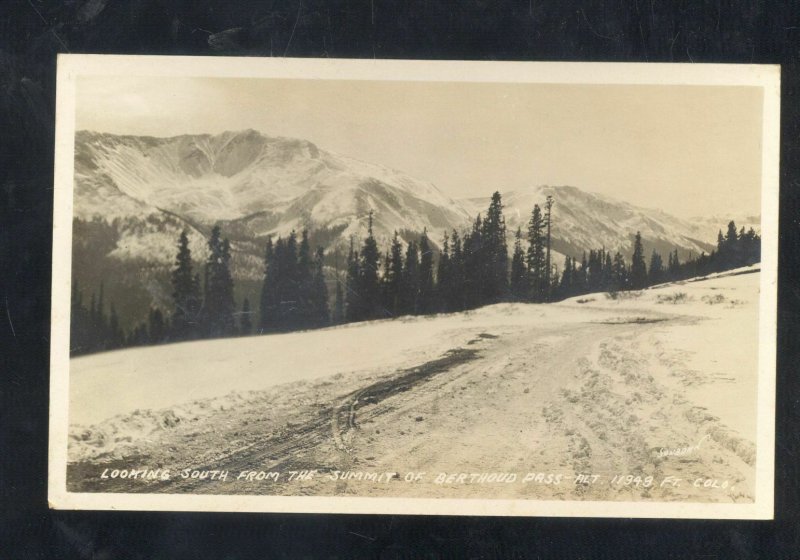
[49, 55, 779, 518]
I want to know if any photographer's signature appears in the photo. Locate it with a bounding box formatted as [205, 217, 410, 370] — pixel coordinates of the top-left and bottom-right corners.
[654, 434, 711, 458]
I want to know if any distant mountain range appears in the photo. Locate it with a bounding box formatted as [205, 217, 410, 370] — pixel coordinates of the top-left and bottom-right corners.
[71, 129, 754, 330]
[461, 185, 721, 262]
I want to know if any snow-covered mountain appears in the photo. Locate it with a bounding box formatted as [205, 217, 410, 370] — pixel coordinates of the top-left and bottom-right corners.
[74, 129, 470, 247]
[75, 130, 724, 264]
[461, 185, 716, 260]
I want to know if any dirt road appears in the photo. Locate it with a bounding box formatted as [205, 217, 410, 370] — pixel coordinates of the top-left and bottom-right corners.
[67, 303, 756, 503]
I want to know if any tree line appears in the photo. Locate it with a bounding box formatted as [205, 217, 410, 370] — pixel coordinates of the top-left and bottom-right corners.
[70, 191, 760, 356]
[550, 221, 760, 301]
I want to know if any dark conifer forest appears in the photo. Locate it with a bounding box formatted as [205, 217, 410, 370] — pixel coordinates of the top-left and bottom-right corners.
[70, 192, 760, 356]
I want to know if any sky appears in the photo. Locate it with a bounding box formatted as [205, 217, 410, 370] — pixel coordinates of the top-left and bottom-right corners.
[76, 76, 764, 219]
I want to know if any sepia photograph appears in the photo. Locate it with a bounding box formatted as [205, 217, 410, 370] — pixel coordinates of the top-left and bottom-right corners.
[48, 56, 778, 518]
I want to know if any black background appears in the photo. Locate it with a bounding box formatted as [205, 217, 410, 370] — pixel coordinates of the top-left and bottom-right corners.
[2, 1, 799, 558]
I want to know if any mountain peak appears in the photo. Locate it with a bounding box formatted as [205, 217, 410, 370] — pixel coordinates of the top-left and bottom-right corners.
[73, 130, 469, 241]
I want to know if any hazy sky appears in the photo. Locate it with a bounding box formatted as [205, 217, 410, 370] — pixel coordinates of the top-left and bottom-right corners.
[76, 76, 763, 219]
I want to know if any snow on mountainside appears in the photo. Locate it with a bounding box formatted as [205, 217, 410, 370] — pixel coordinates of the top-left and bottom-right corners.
[75, 130, 725, 265]
[74, 129, 470, 245]
[462, 185, 717, 259]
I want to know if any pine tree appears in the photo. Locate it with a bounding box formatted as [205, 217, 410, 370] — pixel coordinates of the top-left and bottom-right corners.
[544, 195, 554, 300]
[345, 237, 362, 322]
[575, 252, 588, 293]
[359, 212, 382, 320]
[463, 216, 484, 309]
[527, 205, 546, 302]
[418, 229, 435, 313]
[448, 230, 465, 311]
[741, 227, 760, 264]
[649, 250, 664, 285]
[509, 227, 527, 301]
[558, 255, 573, 298]
[333, 250, 345, 324]
[611, 252, 628, 292]
[311, 246, 330, 327]
[725, 220, 740, 267]
[204, 226, 236, 337]
[600, 249, 614, 291]
[279, 232, 300, 328]
[240, 298, 252, 335]
[259, 236, 277, 332]
[296, 230, 314, 328]
[436, 232, 452, 311]
[172, 230, 201, 340]
[716, 229, 726, 271]
[482, 192, 509, 303]
[668, 249, 680, 280]
[385, 231, 404, 316]
[220, 238, 236, 333]
[401, 240, 420, 314]
[629, 231, 648, 290]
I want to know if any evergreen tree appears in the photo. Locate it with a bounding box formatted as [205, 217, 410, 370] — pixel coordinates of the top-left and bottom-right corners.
[345, 237, 362, 322]
[600, 249, 614, 291]
[400, 239, 420, 314]
[296, 230, 314, 327]
[668, 249, 680, 279]
[558, 255, 573, 298]
[279, 232, 300, 328]
[448, 230, 465, 311]
[544, 195, 554, 300]
[527, 205, 546, 302]
[204, 226, 236, 337]
[649, 250, 664, 285]
[359, 212, 382, 319]
[418, 229, 435, 313]
[716, 229, 727, 271]
[436, 232, 452, 312]
[509, 227, 527, 301]
[172, 230, 200, 340]
[384, 231, 405, 316]
[240, 298, 252, 335]
[463, 216, 484, 309]
[482, 192, 509, 303]
[611, 252, 628, 291]
[586, 250, 600, 292]
[333, 250, 345, 324]
[259, 236, 277, 332]
[741, 227, 761, 264]
[725, 220, 740, 267]
[629, 231, 648, 289]
[575, 252, 588, 293]
[311, 246, 330, 327]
